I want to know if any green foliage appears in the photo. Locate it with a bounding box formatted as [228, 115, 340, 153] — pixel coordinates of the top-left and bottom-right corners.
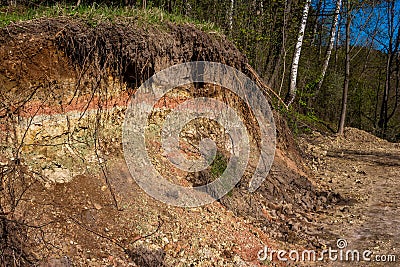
[280, 101, 336, 136]
[209, 151, 233, 197]
[210, 151, 228, 179]
[0, 3, 220, 32]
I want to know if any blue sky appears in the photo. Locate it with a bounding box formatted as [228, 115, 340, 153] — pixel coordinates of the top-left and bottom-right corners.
[312, 0, 400, 52]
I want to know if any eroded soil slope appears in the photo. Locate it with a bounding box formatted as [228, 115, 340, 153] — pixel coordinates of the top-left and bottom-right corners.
[0, 18, 346, 266]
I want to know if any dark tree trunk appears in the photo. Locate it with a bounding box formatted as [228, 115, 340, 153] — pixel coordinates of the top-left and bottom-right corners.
[338, 0, 351, 135]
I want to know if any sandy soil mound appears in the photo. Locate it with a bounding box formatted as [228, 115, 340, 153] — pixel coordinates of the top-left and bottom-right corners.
[299, 128, 399, 266]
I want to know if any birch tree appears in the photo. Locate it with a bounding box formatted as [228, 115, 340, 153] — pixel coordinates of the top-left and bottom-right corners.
[228, 0, 234, 33]
[286, 0, 311, 106]
[316, 0, 342, 93]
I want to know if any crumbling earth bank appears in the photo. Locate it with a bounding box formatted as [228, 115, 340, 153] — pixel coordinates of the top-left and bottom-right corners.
[1, 18, 340, 266]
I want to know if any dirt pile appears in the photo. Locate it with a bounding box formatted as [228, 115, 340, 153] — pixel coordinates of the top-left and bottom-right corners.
[298, 128, 400, 265]
[1, 17, 341, 265]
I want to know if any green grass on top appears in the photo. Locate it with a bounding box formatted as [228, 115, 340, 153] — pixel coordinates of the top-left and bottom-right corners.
[0, 3, 221, 32]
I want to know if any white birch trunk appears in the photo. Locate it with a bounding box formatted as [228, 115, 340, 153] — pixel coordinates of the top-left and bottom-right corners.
[286, 0, 311, 106]
[229, 0, 235, 33]
[316, 0, 342, 92]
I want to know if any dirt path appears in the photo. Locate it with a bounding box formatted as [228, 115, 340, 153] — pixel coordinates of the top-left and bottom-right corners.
[300, 128, 400, 266]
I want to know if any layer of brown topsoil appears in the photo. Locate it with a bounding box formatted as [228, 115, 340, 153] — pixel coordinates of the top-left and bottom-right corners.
[0, 18, 344, 266]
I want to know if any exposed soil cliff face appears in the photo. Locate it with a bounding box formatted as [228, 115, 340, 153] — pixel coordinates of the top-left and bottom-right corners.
[55, 19, 248, 86]
[1, 18, 339, 266]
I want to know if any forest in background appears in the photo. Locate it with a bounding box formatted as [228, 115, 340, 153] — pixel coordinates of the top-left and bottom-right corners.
[1, 0, 399, 141]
